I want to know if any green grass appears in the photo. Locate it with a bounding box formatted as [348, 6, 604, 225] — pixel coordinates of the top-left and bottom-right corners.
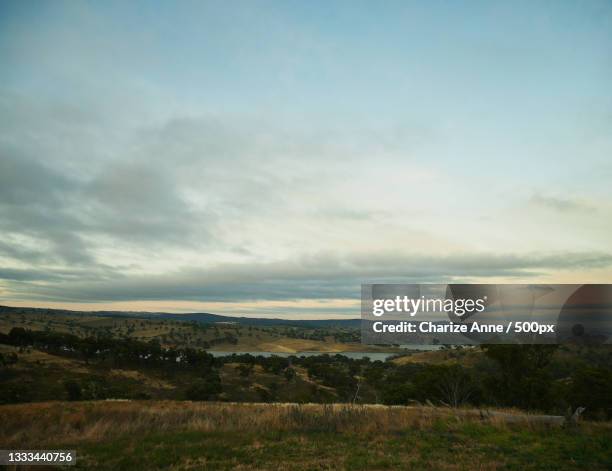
[56, 420, 611, 470]
[1, 398, 610, 470]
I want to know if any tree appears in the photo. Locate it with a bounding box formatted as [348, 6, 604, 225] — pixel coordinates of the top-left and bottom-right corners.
[238, 363, 254, 378]
[570, 367, 612, 420]
[64, 380, 82, 401]
[429, 365, 476, 407]
[8, 327, 33, 346]
[284, 367, 296, 382]
[481, 345, 558, 410]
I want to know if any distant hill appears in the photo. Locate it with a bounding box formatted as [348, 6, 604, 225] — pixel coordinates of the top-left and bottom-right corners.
[0, 305, 361, 329]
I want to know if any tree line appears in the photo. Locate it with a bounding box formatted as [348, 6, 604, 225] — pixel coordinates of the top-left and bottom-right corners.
[1, 327, 611, 419]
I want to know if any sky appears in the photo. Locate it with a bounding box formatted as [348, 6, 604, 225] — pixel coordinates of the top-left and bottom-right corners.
[0, 0, 611, 318]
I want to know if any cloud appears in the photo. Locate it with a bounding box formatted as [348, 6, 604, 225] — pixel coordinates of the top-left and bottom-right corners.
[1, 4, 611, 318]
[0, 151, 94, 265]
[0, 101, 228, 266]
[2, 250, 611, 304]
[0, 91, 425, 276]
[529, 193, 596, 213]
[1, 94, 611, 313]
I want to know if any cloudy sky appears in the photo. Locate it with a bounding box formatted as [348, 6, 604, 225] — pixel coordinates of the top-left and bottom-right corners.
[1, 1, 611, 317]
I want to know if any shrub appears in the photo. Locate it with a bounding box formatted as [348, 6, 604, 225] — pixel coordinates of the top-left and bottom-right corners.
[185, 372, 222, 401]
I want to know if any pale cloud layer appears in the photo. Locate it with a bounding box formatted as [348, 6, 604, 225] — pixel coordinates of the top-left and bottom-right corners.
[1, 1, 611, 316]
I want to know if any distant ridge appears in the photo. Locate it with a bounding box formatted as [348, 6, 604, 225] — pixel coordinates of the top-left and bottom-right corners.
[0, 305, 361, 329]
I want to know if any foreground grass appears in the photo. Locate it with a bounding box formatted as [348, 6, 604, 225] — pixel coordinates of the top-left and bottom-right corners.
[1, 401, 610, 470]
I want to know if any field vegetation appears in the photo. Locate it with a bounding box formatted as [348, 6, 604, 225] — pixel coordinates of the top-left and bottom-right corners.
[0, 306, 382, 353]
[1, 401, 610, 470]
[1, 325, 611, 420]
[1, 308, 611, 470]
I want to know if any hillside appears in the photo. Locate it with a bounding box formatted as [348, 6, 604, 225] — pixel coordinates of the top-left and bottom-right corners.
[0, 305, 361, 328]
[0, 342, 352, 404]
[390, 347, 484, 366]
[0, 305, 383, 353]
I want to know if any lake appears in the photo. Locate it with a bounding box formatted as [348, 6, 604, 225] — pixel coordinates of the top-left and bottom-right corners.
[208, 345, 441, 361]
[208, 351, 395, 361]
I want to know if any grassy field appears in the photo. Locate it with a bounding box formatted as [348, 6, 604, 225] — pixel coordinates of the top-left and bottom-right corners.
[0, 308, 388, 353]
[2, 312, 611, 469]
[1, 401, 610, 470]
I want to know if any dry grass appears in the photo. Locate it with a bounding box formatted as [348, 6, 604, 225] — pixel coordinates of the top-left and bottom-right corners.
[0, 401, 591, 449]
[1, 402, 610, 470]
[0, 344, 91, 373]
[392, 348, 483, 366]
[108, 369, 176, 390]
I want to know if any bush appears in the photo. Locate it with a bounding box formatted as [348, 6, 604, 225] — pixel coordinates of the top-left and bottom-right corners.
[570, 367, 612, 420]
[185, 372, 222, 401]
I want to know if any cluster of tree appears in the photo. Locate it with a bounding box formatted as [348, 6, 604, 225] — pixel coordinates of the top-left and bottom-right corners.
[0, 351, 18, 367]
[2, 328, 611, 418]
[281, 327, 360, 343]
[371, 345, 612, 419]
[213, 347, 612, 418]
[331, 331, 361, 343]
[283, 328, 327, 342]
[217, 353, 291, 374]
[184, 369, 222, 401]
[1, 327, 216, 371]
[217, 353, 367, 401]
